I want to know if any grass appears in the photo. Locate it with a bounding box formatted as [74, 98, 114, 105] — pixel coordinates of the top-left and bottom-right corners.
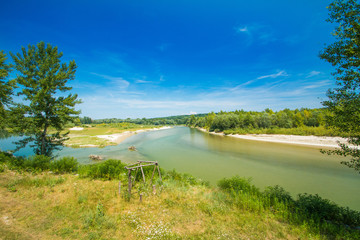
[1, 163, 359, 239]
[63, 123, 162, 148]
[223, 126, 346, 137]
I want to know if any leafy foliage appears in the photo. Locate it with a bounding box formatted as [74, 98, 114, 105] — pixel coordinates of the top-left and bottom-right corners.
[50, 156, 78, 174]
[319, 0, 360, 172]
[9, 42, 81, 157]
[0, 51, 15, 130]
[189, 108, 329, 134]
[217, 176, 360, 229]
[78, 159, 127, 180]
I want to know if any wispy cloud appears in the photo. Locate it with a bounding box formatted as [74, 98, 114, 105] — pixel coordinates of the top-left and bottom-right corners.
[135, 79, 152, 84]
[235, 23, 277, 45]
[90, 72, 130, 88]
[257, 70, 288, 79]
[306, 71, 321, 78]
[236, 26, 248, 33]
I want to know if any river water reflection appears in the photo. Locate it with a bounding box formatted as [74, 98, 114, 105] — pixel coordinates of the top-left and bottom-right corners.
[1, 127, 359, 210]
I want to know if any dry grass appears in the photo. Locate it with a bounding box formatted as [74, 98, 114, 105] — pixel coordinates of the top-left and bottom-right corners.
[64, 125, 157, 148]
[0, 170, 333, 239]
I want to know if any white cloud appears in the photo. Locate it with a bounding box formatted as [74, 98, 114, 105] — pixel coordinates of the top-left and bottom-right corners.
[135, 79, 152, 83]
[257, 70, 288, 79]
[306, 71, 321, 78]
[91, 72, 130, 88]
[236, 26, 248, 33]
[235, 23, 276, 45]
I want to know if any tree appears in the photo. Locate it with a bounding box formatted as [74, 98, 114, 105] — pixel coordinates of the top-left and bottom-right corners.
[10, 42, 81, 157]
[319, 0, 360, 172]
[0, 51, 15, 129]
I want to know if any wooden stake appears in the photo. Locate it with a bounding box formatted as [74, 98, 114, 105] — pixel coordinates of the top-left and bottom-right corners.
[157, 162, 162, 181]
[140, 166, 146, 183]
[128, 169, 132, 197]
[150, 165, 156, 184]
[140, 193, 143, 202]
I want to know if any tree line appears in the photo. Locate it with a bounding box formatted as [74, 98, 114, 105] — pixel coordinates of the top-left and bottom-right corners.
[187, 108, 326, 132]
[79, 113, 207, 126]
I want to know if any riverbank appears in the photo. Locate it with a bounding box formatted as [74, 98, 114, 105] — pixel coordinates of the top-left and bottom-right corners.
[65, 126, 172, 148]
[1, 157, 359, 239]
[197, 128, 349, 148]
[96, 126, 172, 144]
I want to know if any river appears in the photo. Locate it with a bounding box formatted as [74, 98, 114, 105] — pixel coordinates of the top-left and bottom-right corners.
[1, 127, 359, 210]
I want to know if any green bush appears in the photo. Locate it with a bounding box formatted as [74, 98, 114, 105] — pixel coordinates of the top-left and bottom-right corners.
[217, 176, 260, 196]
[50, 156, 78, 174]
[0, 163, 5, 172]
[0, 151, 13, 163]
[297, 193, 360, 227]
[78, 159, 127, 180]
[263, 185, 294, 205]
[24, 155, 51, 171]
[163, 169, 206, 186]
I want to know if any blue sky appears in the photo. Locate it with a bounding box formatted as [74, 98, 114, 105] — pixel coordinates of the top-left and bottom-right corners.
[1, 0, 336, 119]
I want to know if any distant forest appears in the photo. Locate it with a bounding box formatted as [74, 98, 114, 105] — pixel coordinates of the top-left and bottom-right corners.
[79, 113, 207, 125]
[80, 108, 329, 134]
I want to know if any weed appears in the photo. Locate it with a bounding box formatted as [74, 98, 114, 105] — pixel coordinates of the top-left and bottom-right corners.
[50, 156, 78, 174]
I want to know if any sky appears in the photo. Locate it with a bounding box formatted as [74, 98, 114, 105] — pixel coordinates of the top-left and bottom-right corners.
[1, 0, 337, 119]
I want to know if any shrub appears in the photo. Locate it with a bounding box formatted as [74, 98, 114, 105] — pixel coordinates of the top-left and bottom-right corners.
[296, 193, 360, 227]
[217, 176, 260, 196]
[24, 155, 51, 171]
[263, 185, 294, 205]
[0, 151, 13, 163]
[78, 159, 127, 180]
[50, 156, 78, 174]
[163, 169, 205, 186]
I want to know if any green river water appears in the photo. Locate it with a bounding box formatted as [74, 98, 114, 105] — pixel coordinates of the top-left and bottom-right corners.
[2, 127, 360, 210]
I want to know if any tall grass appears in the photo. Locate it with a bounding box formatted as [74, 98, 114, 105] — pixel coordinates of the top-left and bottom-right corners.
[1, 151, 359, 239]
[223, 126, 346, 137]
[217, 176, 360, 238]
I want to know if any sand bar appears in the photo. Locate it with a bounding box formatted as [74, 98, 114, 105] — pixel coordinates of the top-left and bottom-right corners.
[96, 126, 172, 144]
[196, 128, 349, 148]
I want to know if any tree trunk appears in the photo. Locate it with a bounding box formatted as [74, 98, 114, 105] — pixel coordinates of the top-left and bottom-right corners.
[41, 123, 48, 156]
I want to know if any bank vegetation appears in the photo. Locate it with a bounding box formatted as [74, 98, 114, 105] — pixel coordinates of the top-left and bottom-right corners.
[1, 152, 359, 239]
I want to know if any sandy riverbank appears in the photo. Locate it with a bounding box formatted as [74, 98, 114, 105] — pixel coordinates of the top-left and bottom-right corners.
[197, 128, 348, 148]
[96, 126, 173, 144]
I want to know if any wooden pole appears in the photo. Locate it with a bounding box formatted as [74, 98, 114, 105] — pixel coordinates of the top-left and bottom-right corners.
[128, 169, 132, 197]
[150, 165, 156, 184]
[140, 193, 143, 202]
[140, 166, 146, 183]
[132, 168, 139, 185]
[156, 162, 162, 181]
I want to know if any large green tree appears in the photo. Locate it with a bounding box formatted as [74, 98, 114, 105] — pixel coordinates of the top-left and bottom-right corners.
[0, 51, 15, 130]
[319, 0, 360, 172]
[10, 42, 81, 157]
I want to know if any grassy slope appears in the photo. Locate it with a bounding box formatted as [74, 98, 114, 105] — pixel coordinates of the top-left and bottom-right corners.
[223, 126, 345, 137]
[64, 124, 160, 148]
[0, 169, 354, 240]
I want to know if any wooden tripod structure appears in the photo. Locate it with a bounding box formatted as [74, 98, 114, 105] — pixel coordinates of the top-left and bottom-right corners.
[124, 161, 162, 196]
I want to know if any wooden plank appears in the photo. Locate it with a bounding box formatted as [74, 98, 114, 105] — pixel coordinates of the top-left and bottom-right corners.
[140, 166, 146, 183]
[126, 163, 156, 170]
[150, 165, 156, 184]
[157, 162, 162, 181]
[128, 169, 132, 196]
